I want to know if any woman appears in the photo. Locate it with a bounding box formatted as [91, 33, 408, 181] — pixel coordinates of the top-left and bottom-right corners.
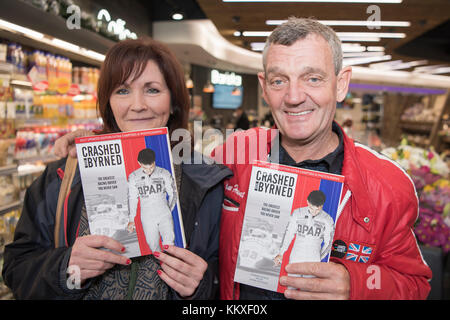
[2, 38, 231, 299]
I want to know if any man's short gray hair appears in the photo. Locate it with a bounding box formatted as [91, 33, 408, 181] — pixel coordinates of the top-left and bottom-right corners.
[262, 17, 343, 75]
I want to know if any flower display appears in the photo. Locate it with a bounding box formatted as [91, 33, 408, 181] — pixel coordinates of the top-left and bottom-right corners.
[382, 141, 450, 253]
[415, 179, 450, 253]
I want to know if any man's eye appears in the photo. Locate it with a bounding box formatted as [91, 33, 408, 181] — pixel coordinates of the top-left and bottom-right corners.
[308, 77, 322, 84]
[270, 79, 285, 86]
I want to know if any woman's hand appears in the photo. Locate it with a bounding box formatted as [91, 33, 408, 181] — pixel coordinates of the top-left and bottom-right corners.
[54, 129, 93, 158]
[154, 245, 208, 298]
[68, 235, 130, 284]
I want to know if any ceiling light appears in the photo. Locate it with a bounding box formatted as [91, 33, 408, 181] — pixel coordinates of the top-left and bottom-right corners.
[242, 31, 271, 37]
[233, 31, 242, 36]
[242, 31, 403, 41]
[322, 20, 409, 27]
[336, 32, 406, 39]
[186, 78, 193, 89]
[250, 42, 266, 51]
[340, 37, 381, 42]
[428, 67, 450, 75]
[172, 13, 184, 20]
[343, 52, 385, 58]
[367, 46, 385, 52]
[343, 55, 392, 66]
[414, 64, 447, 72]
[389, 60, 428, 70]
[369, 60, 403, 69]
[341, 44, 366, 52]
[266, 20, 410, 27]
[203, 81, 215, 93]
[224, 1, 403, 3]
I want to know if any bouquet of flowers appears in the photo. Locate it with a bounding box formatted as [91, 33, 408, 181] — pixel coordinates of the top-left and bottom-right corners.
[382, 141, 450, 253]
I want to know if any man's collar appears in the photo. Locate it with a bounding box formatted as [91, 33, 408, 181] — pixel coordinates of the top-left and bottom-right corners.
[278, 122, 344, 173]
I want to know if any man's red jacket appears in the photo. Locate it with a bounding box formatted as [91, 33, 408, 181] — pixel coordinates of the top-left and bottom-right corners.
[212, 125, 432, 300]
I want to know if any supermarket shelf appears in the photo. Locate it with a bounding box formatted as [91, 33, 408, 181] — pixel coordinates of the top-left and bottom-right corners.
[18, 163, 46, 177]
[0, 61, 13, 74]
[0, 200, 22, 216]
[16, 154, 59, 166]
[0, 0, 114, 67]
[0, 164, 18, 176]
[442, 135, 450, 144]
[399, 120, 435, 133]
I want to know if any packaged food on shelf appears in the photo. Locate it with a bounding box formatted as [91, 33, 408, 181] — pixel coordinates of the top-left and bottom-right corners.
[0, 209, 21, 253]
[401, 102, 440, 123]
[0, 44, 6, 62]
[0, 139, 15, 167]
[0, 175, 18, 207]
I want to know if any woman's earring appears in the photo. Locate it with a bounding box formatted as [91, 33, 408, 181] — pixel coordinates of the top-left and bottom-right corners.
[170, 107, 174, 115]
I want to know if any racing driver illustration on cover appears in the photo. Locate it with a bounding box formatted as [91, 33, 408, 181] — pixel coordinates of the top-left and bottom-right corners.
[127, 148, 176, 252]
[274, 190, 335, 269]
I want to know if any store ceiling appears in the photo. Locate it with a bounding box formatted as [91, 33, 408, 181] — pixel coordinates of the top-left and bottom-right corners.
[153, 0, 450, 74]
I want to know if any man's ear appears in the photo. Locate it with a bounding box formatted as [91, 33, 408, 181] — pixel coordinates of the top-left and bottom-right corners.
[258, 71, 268, 101]
[336, 66, 352, 102]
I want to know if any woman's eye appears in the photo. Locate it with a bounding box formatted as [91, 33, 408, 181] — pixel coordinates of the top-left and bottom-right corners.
[146, 88, 160, 94]
[115, 88, 129, 95]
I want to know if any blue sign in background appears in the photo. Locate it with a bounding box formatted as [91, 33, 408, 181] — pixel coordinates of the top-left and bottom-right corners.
[212, 84, 244, 109]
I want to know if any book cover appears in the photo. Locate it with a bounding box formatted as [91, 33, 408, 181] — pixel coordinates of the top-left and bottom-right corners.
[234, 160, 345, 293]
[75, 128, 185, 258]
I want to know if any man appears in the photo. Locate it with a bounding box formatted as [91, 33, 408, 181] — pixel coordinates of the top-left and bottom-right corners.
[128, 148, 176, 252]
[274, 190, 334, 267]
[213, 18, 431, 300]
[234, 107, 250, 130]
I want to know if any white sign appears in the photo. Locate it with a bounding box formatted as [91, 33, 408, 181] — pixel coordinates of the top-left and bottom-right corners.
[211, 69, 242, 86]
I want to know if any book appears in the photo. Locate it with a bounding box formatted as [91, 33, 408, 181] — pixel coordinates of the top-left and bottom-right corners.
[234, 160, 345, 293]
[75, 127, 185, 258]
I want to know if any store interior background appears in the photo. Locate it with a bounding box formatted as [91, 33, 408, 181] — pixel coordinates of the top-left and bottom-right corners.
[0, 0, 449, 300]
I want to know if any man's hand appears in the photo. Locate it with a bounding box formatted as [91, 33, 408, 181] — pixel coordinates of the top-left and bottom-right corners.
[154, 245, 208, 298]
[279, 261, 350, 300]
[54, 129, 93, 158]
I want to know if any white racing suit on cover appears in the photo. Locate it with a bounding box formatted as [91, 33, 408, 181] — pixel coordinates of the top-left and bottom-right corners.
[128, 166, 177, 252]
[279, 207, 335, 265]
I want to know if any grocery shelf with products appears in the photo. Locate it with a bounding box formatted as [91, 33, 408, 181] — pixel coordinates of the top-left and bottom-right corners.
[0, 37, 103, 166]
[0, 36, 103, 299]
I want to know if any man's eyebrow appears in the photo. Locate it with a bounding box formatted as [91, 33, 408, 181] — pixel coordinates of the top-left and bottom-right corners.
[301, 67, 327, 76]
[266, 66, 282, 75]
